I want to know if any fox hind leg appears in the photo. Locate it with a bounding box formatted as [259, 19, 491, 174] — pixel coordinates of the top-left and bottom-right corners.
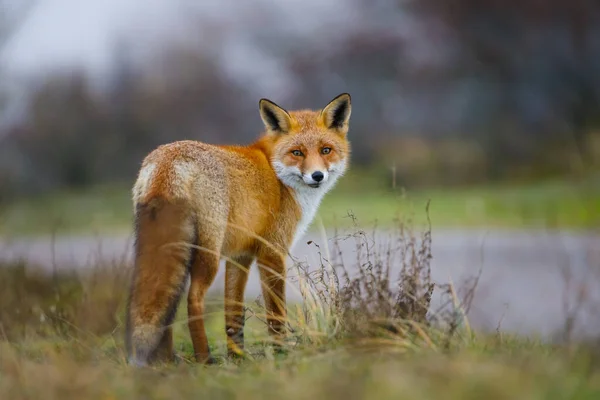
[186, 229, 224, 364]
[225, 255, 254, 358]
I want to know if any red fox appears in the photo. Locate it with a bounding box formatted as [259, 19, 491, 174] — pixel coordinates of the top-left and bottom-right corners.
[125, 93, 351, 365]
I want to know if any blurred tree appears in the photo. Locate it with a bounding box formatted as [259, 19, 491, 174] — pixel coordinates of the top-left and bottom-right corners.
[2, 0, 600, 197]
[414, 0, 600, 173]
[0, 44, 254, 195]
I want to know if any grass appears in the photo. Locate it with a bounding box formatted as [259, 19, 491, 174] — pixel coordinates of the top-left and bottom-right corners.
[0, 185, 133, 237]
[320, 172, 600, 230]
[1, 172, 600, 236]
[1, 217, 599, 399]
[3, 336, 599, 399]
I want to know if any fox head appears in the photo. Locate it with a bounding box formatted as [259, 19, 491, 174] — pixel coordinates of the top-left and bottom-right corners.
[258, 93, 351, 192]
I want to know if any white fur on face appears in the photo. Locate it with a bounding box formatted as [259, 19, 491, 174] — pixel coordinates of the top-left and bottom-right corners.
[271, 160, 346, 192]
[272, 159, 348, 248]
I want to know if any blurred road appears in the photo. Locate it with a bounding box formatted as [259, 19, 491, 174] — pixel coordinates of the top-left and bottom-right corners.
[1, 228, 599, 341]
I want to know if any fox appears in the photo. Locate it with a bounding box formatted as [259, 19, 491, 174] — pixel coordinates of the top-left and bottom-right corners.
[125, 93, 352, 366]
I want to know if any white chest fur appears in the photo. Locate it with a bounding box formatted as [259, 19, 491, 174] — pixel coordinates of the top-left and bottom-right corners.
[290, 187, 327, 249]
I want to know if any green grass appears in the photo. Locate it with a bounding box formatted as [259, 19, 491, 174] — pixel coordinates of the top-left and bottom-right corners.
[2, 298, 600, 399]
[3, 334, 600, 400]
[1, 218, 599, 399]
[0, 185, 133, 236]
[320, 177, 600, 230]
[1, 174, 599, 236]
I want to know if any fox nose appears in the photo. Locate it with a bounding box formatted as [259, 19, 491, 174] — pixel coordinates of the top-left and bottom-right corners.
[311, 171, 324, 182]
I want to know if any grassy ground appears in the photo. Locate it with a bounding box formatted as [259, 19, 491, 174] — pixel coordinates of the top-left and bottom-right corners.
[3, 323, 600, 399]
[1, 221, 599, 399]
[1, 263, 599, 399]
[1, 173, 599, 236]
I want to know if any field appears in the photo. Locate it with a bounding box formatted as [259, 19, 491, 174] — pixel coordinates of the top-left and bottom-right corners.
[1, 217, 600, 399]
[3, 314, 599, 399]
[2, 172, 600, 236]
[4, 0, 600, 397]
[1, 173, 600, 399]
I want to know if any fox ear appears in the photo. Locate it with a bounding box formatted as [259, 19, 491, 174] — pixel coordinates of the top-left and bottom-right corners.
[321, 93, 351, 133]
[259, 98, 293, 134]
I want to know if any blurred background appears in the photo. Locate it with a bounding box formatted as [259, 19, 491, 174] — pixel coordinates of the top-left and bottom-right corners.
[1, 0, 599, 190]
[1, 0, 600, 232]
[1, 0, 600, 341]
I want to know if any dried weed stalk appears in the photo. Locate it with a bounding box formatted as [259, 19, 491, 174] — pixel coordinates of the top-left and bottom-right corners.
[286, 203, 477, 349]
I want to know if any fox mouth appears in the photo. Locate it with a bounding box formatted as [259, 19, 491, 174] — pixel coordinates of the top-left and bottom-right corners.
[308, 183, 321, 188]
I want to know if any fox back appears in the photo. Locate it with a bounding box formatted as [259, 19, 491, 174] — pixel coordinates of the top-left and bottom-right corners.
[126, 93, 352, 366]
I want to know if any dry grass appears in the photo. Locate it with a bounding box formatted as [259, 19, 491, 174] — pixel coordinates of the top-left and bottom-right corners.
[1, 214, 599, 399]
[0, 261, 129, 341]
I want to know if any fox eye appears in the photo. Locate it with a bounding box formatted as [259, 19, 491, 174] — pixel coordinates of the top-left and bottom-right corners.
[321, 147, 332, 155]
[291, 150, 304, 157]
